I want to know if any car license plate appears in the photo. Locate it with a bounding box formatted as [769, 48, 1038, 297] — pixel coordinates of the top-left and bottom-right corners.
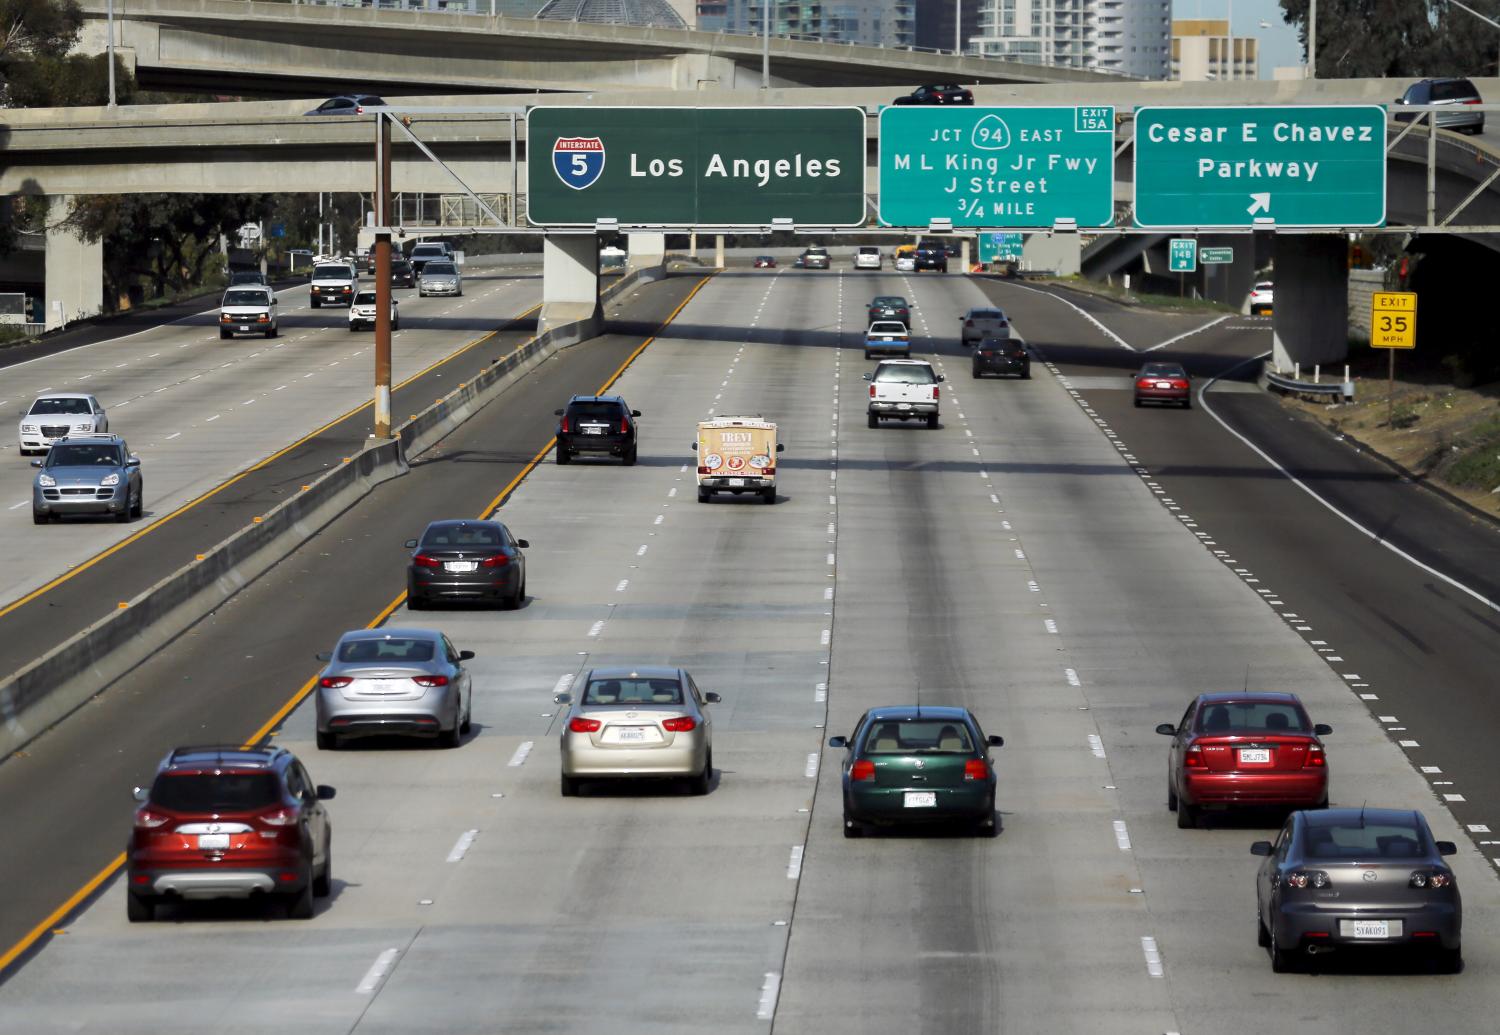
[1352, 920, 1390, 939]
[616, 726, 647, 742]
[904, 792, 937, 808]
[239, 324, 251, 332]
[445, 561, 477, 573]
[1155, 381, 1174, 389]
[583, 426, 605, 435]
[728, 478, 745, 486]
[897, 402, 911, 410]
[198, 833, 230, 850]
[1239, 748, 1271, 764]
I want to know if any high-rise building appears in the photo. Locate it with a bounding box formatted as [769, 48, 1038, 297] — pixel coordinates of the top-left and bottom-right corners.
[971, 0, 1169, 79]
[712, 0, 914, 47]
[1170, 18, 1258, 81]
[914, 0, 982, 53]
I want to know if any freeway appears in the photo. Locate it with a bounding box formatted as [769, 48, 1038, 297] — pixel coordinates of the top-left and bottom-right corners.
[1, 268, 1498, 1031]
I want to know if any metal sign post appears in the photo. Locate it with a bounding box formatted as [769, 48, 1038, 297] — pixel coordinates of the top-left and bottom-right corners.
[1370, 290, 1416, 428]
[374, 114, 394, 439]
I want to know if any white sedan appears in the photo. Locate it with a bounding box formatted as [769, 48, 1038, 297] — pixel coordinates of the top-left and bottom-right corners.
[349, 289, 400, 331]
[19, 393, 108, 455]
[1249, 281, 1274, 316]
[894, 254, 917, 272]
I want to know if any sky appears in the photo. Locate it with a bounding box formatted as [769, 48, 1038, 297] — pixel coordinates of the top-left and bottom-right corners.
[1174, 0, 1304, 78]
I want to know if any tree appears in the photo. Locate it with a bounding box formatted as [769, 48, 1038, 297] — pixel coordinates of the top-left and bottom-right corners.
[1277, 0, 1497, 78]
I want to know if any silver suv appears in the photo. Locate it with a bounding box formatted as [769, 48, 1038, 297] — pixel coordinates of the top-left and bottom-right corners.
[32, 433, 143, 524]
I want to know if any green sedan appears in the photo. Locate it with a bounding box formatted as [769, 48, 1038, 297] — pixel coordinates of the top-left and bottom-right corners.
[829, 705, 1003, 838]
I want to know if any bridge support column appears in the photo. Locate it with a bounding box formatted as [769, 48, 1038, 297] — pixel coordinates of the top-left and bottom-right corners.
[44, 196, 102, 331]
[1022, 233, 1080, 276]
[959, 238, 971, 272]
[540, 232, 602, 345]
[1197, 233, 1259, 309]
[1271, 234, 1348, 369]
[689, 232, 698, 258]
[626, 232, 666, 272]
[714, 235, 725, 268]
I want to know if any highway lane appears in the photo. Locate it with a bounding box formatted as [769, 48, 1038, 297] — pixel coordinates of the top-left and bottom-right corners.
[3, 270, 1499, 1031]
[0, 272, 707, 973]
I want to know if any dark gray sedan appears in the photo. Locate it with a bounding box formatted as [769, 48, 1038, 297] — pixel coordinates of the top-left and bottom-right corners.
[1252, 808, 1461, 973]
[405, 519, 528, 610]
[314, 628, 474, 749]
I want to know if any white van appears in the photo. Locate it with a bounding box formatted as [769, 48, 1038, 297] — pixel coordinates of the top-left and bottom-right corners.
[854, 246, 882, 270]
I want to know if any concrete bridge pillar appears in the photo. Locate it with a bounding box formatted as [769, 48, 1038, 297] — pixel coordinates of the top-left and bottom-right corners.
[714, 235, 725, 268]
[626, 232, 666, 272]
[44, 196, 103, 331]
[1271, 234, 1348, 369]
[1197, 233, 1257, 309]
[540, 232, 601, 344]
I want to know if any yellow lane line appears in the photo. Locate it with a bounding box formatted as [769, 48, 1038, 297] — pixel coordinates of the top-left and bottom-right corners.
[0, 853, 126, 975]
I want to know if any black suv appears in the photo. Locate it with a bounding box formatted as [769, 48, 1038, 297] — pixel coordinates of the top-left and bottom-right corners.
[126, 745, 334, 922]
[1394, 78, 1484, 134]
[390, 257, 415, 288]
[555, 395, 641, 465]
[972, 338, 1030, 379]
[914, 248, 949, 273]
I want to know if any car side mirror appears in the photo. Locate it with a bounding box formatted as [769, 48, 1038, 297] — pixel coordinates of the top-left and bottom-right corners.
[937, 375, 946, 382]
[30, 460, 42, 468]
[315, 650, 332, 662]
[827, 735, 847, 749]
[1437, 840, 1458, 856]
[631, 410, 642, 417]
[516, 538, 529, 549]
[126, 457, 141, 468]
[404, 539, 418, 549]
[1250, 841, 1274, 856]
[458, 649, 475, 661]
[690, 442, 698, 450]
[316, 785, 337, 801]
[273, 295, 280, 303]
[554, 409, 564, 416]
[1155, 723, 1177, 736]
[776, 443, 785, 452]
[554, 692, 572, 704]
[1313, 723, 1332, 736]
[132, 786, 148, 803]
[705, 692, 722, 703]
[862, 373, 873, 381]
[987, 734, 1004, 747]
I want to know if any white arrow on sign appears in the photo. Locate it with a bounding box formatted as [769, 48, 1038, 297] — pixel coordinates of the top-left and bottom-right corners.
[1247, 193, 1271, 216]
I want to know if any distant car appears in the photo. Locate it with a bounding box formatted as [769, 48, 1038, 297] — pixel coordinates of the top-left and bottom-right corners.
[1157, 692, 1330, 829]
[792, 256, 807, 269]
[753, 255, 776, 269]
[348, 289, 399, 332]
[125, 744, 334, 922]
[1249, 281, 1274, 315]
[799, 247, 831, 270]
[309, 263, 357, 308]
[973, 338, 1029, 379]
[863, 320, 911, 360]
[18, 393, 107, 455]
[315, 628, 474, 749]
[959, 306, 1008, 345]
[1393, 77, 1484, 135]
[390, 257, 415, 288]
[418, 260, 462, 297]
[829, 705, 1003, 837]
[228, 270, 269, 287]
[894, 254, 917, 273]
[220, 286, 279, 339]
[914, 248, 948, 273]
[407, 241, 454, 276]
[867, 295, 911, 328]
[853, 246, 882, 270]
[1251, 808, 1461, 973]
[555, 394, 640, 466]
[304, 94, 386, 116]
[404, 519, 528, 611]
[892, 84, 974, 106]
[555, 665, 720, 796]
[1133, 361, 1192, 408]
[31, 433, 142, 525]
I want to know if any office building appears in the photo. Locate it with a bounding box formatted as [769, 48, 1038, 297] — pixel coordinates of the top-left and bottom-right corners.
[971, 0, 1170, 78]
[1171, 18, 1258, 80]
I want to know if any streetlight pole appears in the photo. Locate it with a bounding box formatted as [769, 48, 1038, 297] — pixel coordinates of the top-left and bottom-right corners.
[106, 0, 116, 107]
[955, 0, 961, 54]
[762, 0, 770, 88]
[1307, 0, 1316, 79]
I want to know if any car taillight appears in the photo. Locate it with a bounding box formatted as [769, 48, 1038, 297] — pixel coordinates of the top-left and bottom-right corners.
[1304, 743, 1325, 768]
[355, 106, 365, 114]
[933, 387, 940, 400]
[662, 717, 697, 732]
[964, 320, 974, 327]
[319, 676, 352, 688]
[480, 553, 510, 568]
[1286, 870, 1330, 889]
[620, 418, 631, 434]
[1171, 379, 1188, 390]
[134, 809, 171, 830]
[412, 553, 441, 568]
[1137, 378, 1153, 389]
[963, 759, 989, 781]
[1183, 745, 1206, 768]
[869, 385, 877, 398]
[569, 717, 601, 733]
[851, 759, 876, 781]
[413, 674, 450, 687]
[560, 417, 571, 434]
[1410, 871, 1455, 889]
[698, 466, 711, 475]
[1464, 98, 1481, 105]
[257, 807, 298, 828]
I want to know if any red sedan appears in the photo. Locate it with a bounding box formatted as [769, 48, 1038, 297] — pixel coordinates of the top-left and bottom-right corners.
[1156, 692, 1331, 829]
[753, 255, 776, 268]
[1133, 361, 1191, 408]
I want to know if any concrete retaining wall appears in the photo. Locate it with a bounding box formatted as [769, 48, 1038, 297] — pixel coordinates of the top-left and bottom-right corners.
[1347, 268, 1385, 344]
[0, 262, 676, 761]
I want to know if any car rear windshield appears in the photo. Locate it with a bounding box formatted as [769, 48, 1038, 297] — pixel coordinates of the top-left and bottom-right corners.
[224, 290, 269, 306]
[422, 524, 503, 546]
[412, 245, 446, 255]
[336, 637, 436, 663]
[858, 247, 880, 254]
[1141, 363, 1186, 377]
[1196, 701, 1310, 734]
[969, 309, 1004, 320]
[424, 263, 457, 275]
[582, 678, 683, 705]
[568, 402, 624, 421]
[1302, 821, 1427, 860]
[353, 291, 378, 305]
[47, 444, 121, 466]
[1431, 79, 1477, 101]
[869, 323, 907, 334]
[1254, 282, 1273, 291]
[862, 720, 974, 753]
[150, 771, 282, 812]
[805, 248, 828, 255]
[29, 398, 92, 415]
[392, 260, 411, 270]
[873, 297, 906, 307]
[873, 365, 935, 384]
[314, 265, 352, 278]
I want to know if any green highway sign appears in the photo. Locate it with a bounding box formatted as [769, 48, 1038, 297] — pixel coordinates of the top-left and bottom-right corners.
[1199, 246, 1234, 264]
[978, 232, 1024, 263]
[878, 106, 1115, 228]
[1133, 105, 1386, 229]
[526, 107, 867, 228]
[1169, 238, 1197, 272]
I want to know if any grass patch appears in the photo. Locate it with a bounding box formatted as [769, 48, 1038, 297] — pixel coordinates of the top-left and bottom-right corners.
[1035, 275, 1239, 314]
[1442, 416, 1500, 490]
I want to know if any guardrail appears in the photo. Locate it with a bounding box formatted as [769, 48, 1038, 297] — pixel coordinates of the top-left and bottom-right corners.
[1262, 361, 1354, 401]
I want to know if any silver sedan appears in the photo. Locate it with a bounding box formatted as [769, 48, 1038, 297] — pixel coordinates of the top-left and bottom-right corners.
[314, 629, 474, 749]
[417, 261, 462, 297]
[555, 665, 720, 796]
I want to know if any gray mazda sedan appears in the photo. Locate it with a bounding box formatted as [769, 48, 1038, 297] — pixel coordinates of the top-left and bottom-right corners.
[314, 629, 474, 750]
[32, 433, 143, 524]
[405, 519, 528, 610]
[1252, 807, 1461, 973]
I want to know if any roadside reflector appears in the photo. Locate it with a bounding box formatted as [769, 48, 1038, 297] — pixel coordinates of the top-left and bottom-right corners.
[117, 602, 128, 609]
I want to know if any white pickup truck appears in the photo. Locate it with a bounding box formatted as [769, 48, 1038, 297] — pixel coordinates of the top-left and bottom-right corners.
[865, 359, 943, 429]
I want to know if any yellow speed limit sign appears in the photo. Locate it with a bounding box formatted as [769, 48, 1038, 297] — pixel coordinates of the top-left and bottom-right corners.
[1371, 291, 1416, 349]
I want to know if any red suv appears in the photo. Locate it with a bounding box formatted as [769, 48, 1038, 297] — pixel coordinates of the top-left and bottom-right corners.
[126, 745, 335, 921]
[1156, 693, 1331, 829]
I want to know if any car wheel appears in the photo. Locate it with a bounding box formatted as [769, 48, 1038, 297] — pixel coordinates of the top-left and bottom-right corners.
[972, 369, 981, 379]
[316, 730, 337, 751]
[1257, 908, 1271, 948]
[1182, 396, 1191, 409]
[439, 719, 462, 749]
[1020, 367, 1031, 380]
[31, 509, 47, 525]
[555, 446, 571, 465]
[560, 774, 581, 797]
[863, 351, 871, 360]
[503, 578, 523, 611]
[392, 318, 400, 331]
[623, 445, 638, 466]
[1176, 801, 1198, 829]
[407, 591, 426, 611]
[762, 488, 775, 505]
[926, 413, 939, 429]
[460, 702, 473, 735]
[1269, 926, 1295, 973]
[976, 812, 999, 838]
[126, 892, 155, 923]
[1435, 946, 1464, 974]
[1134, 397, 1144, 407]
[1166, 783, 1178, 812]
[689, 754, 711, 796]
[867, 412, 879, 429]
[265, 327, 275, 338]
[313, 838, 332, 897]
[311, 299, 320, 309]
[348, 325, 356, 332]
[286, 867, 316, 920]
[697, 488, 710, 503]
[219, 329, 231, 340]
[842, 813, 864, 838]
[115, 506, 132, 524]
